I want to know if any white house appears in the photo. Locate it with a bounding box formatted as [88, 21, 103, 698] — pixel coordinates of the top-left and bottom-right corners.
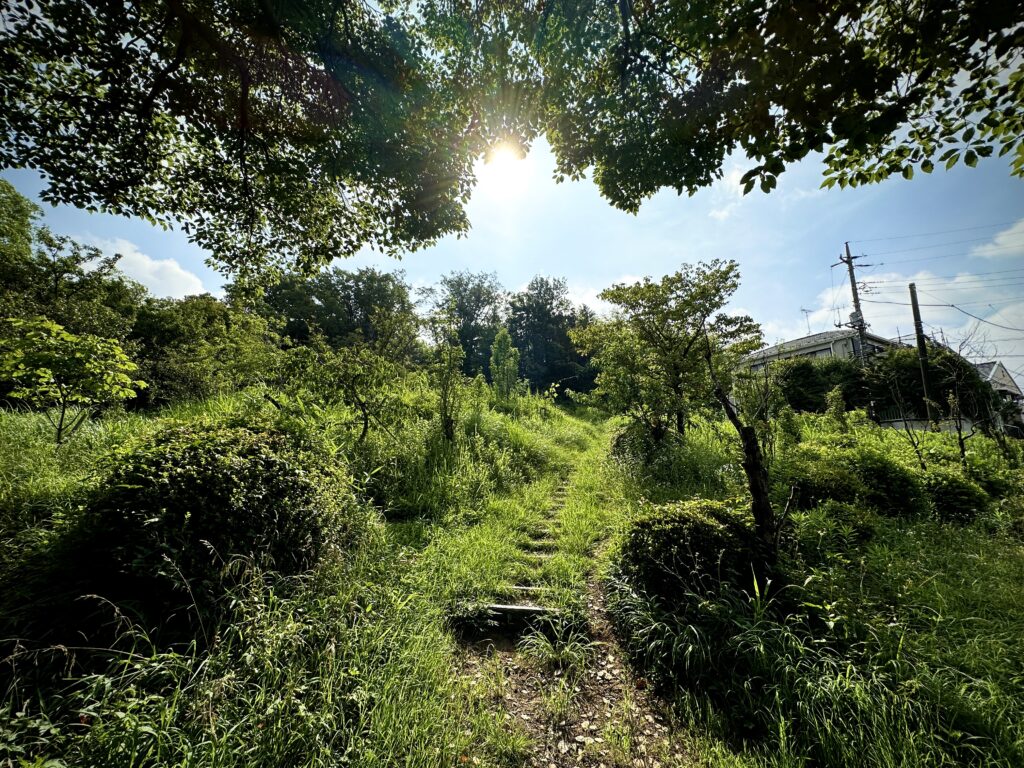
[747, 329, 895, 371]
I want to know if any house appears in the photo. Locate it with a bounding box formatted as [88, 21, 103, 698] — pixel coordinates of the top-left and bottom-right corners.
[974, 360, 1024, 427]
[746, 329, 895, 371]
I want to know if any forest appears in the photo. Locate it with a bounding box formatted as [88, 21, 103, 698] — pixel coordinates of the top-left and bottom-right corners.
[2, 1, 1024, 767]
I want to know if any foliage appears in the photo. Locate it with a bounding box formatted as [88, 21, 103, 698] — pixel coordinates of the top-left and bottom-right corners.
[616, 499, 756, 604]
[868, 344, 1001, 424]
[922, 466, 990, 523]
[773, 442, 927, 518]
[0, 318, 144, 443]
[435, 270, 505, 377]
[610, 419, 742, 502]
[0, 0, 478, 276]
[489, 326, 520, 401]
[0, 186, 146, 341]
[428, 308, 466, 442]
[508, 276, 591, 393]
[427, 1, 1024, 208]
[609, 411, 1024, 768]
[132, 295, 281, 404]
[250, 267, 420, 361]
[88, 425, 367, 607]
[574, 260, 761, 439]
[773, 356, 868, 413]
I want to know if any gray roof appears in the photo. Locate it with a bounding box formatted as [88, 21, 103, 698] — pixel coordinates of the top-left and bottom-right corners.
[975, 361, 997, 380]
[747, 329, 896, 361]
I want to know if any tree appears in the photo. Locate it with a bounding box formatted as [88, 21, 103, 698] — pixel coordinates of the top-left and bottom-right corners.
[578, 261, 761, 438]
[0, 182, 147, 340]
[436, 271, 505, 377]
[0, 318, 145, 444]
[576, 260, 776, 558]
[131, 295, 281, 404]
[489, 327, 520, 401]
[427, 307, 466, 442]
[507, 276, 577, 392]
[0, 1, 479, 277]
[420, 1, 1024, 207]
[251, 268, 419, 362]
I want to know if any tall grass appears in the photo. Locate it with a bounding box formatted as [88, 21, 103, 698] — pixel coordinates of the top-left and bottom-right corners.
[0, 384, 604, 767]
[606, 410, 1024, 768]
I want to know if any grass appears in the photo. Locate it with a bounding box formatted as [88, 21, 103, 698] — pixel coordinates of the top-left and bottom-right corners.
[604, 411, 1024, 768]
[4, 387, 1023, 768]
[0, 384, 605, 768]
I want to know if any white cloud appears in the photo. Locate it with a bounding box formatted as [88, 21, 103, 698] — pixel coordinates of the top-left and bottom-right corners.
[971, 218, 1024, 259]
[708, 166, 745, 221]
[87, 237, 207, 298]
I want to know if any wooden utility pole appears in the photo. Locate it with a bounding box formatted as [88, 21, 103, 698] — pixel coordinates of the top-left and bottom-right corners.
[835, 243, 869, 361]
[909, 282, 937, 422]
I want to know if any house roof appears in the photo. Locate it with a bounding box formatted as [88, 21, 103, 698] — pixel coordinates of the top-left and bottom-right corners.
[976, 361, 997, 380]
[975, 361, 1023, 398]
[748, 329, 893, 361]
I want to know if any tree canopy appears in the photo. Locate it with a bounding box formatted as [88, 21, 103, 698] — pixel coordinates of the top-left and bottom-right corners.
[0, 0, 480, 278]
[419, 0, 1024, 208]
[3, 2, 1020, 277]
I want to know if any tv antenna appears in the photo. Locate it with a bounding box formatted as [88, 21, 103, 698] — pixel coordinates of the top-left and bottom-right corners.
[800, 307, 813, 335]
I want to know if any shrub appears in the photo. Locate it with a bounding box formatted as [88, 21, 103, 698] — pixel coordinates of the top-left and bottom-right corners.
[773, 445, 866, 510]
[91, 425, 368, 607]
[922, 466, 990, 524]
[843, 447, 926, 517]
[775, 444, 927, 518]
[616, 499, 755, 602]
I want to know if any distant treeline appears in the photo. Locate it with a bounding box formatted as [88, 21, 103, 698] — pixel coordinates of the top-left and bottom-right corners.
[0, 180, 595, 406]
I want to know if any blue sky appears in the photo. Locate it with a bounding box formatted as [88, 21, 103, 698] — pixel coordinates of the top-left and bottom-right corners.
[4, 140, 1024, 381]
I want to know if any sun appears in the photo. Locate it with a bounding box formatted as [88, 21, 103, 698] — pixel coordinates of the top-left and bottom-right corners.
[475, 140, 529, 199]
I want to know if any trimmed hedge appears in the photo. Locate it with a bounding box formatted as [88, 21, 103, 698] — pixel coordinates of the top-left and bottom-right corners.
[616, 499, 755, 602]
[91, 425, 369, 606]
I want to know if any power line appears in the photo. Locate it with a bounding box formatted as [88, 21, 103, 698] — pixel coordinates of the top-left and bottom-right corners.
[863, 235, 1024, 257]
[861, 296, 1024, 308]
[949, 306, 1024, 333]
[849, 220, 1018, 244]
[873, 242, 1024, 266]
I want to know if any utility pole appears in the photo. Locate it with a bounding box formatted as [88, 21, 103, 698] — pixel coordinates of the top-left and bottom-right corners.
[909, 282, 938, 422]
[834, 243, 869, 361]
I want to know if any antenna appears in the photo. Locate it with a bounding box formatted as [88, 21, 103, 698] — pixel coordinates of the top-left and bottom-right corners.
[800, 308, 812, 335]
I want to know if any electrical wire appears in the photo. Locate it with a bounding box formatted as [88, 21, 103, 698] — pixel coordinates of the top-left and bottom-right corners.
[862, 235, 1024, 257]
[848, 221, 1018, 244]
[871, 242, 1024, 266]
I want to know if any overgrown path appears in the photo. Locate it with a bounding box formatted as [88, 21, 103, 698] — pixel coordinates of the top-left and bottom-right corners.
[450, 427, 689, 767]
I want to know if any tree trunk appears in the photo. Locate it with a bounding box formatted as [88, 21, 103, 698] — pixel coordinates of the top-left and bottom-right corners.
[707, 366, 776, 562]
[675, 410, 686, 435]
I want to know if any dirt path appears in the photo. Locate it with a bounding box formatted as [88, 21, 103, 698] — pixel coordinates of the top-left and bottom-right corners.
[458, 449, 692, 767]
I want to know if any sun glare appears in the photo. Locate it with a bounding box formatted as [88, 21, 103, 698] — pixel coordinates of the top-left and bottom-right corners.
[475, 140, 529, 199]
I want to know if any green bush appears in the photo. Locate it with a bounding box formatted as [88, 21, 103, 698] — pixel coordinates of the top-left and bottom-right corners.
[774, 444, 927, 517]
[922, 466, 990, 524]
[843, 446, 926, 517]
[773, 445, 866, 509]
[91, 425, 368, 604]
[616, 499, 755, 602]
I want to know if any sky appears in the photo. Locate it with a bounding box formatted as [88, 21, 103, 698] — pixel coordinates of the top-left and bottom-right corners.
[4, 139, 1024, 385]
